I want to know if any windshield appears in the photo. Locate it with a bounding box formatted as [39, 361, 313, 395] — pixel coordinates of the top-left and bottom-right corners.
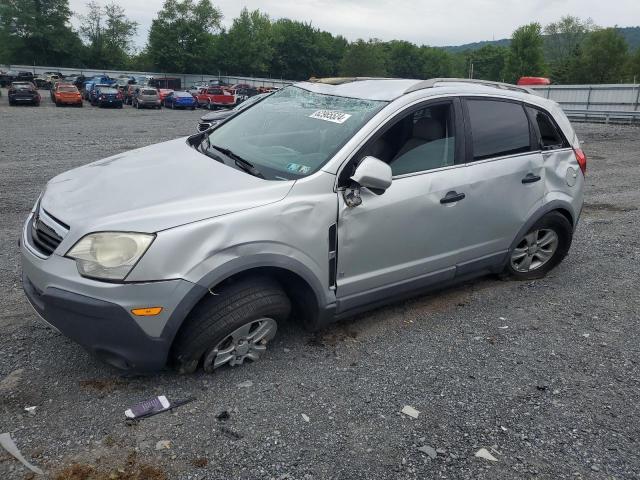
[204, 86, 387, 180]
[59, 86, 78, 92]
[141, 89, 157, 95]
[175, 92, 191, 97]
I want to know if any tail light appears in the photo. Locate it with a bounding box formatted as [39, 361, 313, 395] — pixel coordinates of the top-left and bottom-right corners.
[574, 148, 587, 175]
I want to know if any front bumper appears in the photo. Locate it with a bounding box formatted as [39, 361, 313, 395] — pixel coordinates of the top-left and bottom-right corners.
[98, 99, 123, 107]
[20, 219, 205, 371]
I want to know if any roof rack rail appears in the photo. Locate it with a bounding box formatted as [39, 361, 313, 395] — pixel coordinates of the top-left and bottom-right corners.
[308, 77, 390, 85]
[405, 78, 534, 95]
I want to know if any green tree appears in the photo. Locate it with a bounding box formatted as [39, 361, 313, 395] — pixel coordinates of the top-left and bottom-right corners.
[628, 48, 640, 82]
[504, 23, 546, 82]
[467, 45, 509, 81]
[79, 1, 137, 69]
[221, 8, 273, 77]
[385, 40, 423, 78]
[421, 46, 455, 78]
[339, 39, 388, 77]
[577, 28, 629, 83]
[147, 0, 222, 73]
[544, 15, 596, 83]
[269, 19, 346, 79]
[0, 0, 83, 66]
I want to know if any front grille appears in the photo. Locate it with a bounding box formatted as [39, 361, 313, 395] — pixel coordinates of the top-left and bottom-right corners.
[28, 208, 67, 257]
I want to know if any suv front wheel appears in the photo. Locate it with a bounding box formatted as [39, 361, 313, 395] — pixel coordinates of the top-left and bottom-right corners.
[505, 211, 573, 280]
[171, 276, 291, 374]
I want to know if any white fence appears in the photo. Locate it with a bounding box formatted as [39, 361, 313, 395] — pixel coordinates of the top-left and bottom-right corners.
[1, 64, 295, 89]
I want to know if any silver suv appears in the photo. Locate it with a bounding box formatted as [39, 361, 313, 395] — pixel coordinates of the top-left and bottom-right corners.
[132, 88, 161, 109]
[21, 78, 585, 373]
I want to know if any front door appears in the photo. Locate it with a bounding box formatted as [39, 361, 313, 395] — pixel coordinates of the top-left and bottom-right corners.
[335, 99, 476, 312]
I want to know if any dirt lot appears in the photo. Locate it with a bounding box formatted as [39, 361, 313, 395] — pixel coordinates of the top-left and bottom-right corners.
[0, 90, 639, 479]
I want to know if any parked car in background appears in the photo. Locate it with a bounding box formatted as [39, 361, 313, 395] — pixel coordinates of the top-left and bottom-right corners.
[49, 81, 63, 100]
[132, 88, 161, 109]
[158, 89, 174, 102]
[195, 86, 236, 109]
[187, 82, 210, 95]
[517, 77, 551, 86]
[92, 87, 123, 108]
[68, 75, 87, 91]
[133, 75, 153, 87]
[233, 85, 260, 103]
[163, 91, 197, 110]
[8, 82, 40, 106]
[0, 71, 35, 87]
[115, 75, 134, 92]
[83, 76, 114, 99]
[88, 83, 112, 104]
[53, 83, 83, 107]
[197, 92, 270, 131]
[34, 72, 60, 87]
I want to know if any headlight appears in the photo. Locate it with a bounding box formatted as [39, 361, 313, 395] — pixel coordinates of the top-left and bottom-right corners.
[66, 232, 155, 281]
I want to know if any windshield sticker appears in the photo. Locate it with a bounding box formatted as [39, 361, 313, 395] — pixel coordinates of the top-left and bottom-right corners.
[287, 163, 311, 174]
[309, 110, 352, 124]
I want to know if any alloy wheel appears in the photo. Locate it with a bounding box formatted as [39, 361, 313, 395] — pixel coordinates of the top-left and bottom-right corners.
[510, 228, 559, 272]
[202, 318, 277, 373]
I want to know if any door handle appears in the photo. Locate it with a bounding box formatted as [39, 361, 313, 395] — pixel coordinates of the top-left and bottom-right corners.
[440, 191, 466, 204]
[522, 173, 541, 184]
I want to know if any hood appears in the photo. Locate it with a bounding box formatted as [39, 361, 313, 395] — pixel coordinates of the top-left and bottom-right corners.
[201, 110, 234, 122]
[41, 138, 294, 233]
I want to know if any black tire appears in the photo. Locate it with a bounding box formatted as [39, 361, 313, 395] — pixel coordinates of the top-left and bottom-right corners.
[503, 211, 572, 281]
[171, 276, 291, 374]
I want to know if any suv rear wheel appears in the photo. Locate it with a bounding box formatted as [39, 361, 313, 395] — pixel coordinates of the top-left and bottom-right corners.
[505, 211, 572, 280]
[171, 276, 291, 374]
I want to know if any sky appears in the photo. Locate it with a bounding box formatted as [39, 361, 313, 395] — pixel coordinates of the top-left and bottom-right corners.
[68, 0, 640, 50]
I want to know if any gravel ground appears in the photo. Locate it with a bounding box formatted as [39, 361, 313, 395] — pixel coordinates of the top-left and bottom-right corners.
[0, 90, 639, 479]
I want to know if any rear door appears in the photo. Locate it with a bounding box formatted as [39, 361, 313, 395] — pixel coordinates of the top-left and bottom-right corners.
[460, 97, 546, 260]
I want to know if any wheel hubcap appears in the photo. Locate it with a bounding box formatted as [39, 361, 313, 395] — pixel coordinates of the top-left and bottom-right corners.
[510, 228, 559, 273]
[202, 318, 277, 373]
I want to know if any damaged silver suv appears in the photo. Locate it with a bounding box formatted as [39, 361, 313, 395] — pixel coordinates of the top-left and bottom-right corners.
[21, 78, 586, 373]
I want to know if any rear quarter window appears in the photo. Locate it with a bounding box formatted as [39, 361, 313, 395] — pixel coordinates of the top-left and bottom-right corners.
[466, 99, 532, 161]
[526, 106, 568, 150]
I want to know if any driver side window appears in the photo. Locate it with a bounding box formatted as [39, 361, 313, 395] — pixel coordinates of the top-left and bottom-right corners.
[362, 101, 457, 176]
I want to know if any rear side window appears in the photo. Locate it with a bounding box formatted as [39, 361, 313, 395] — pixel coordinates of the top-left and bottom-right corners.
[466, 99, 531, 161]
[526, 106, 566, 149]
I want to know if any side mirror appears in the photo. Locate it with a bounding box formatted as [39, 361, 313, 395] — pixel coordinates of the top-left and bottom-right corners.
[351, 156, 392, 195]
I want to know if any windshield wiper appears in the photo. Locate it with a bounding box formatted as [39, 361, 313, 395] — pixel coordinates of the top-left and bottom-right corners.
[211, 145, 264, 178]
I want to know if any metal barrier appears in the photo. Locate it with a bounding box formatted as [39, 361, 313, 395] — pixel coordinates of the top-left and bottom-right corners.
[563, 109, 640, 125]
[531, 84, 640, 112]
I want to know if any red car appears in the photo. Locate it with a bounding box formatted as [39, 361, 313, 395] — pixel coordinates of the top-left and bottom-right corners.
[195, 87, 236, 110]
[158, 89, 174, 102]
[517, 77, 551, 86]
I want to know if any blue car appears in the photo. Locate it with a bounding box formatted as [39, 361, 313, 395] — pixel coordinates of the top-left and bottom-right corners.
[91, 87, 123, 108]
[163, 91, 197, 110]
[82, 76, 115, 100]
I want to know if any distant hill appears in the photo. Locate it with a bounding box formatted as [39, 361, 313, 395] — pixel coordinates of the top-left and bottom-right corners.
[442, 26, 640, 52]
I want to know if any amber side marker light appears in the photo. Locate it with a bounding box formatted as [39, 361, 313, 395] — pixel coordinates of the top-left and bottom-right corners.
[131, 307, 163, 316]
